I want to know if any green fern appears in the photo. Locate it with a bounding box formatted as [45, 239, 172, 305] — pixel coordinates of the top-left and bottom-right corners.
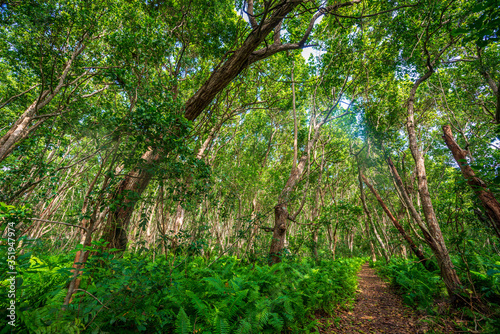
[203, 276, 226, 294]
[186, 289, 209, 320]
[213, 314, 230, 334]
[235, 319, 252, 334]
[175, 307, 192, 334]
[268, 313, 284, 331]
[226, 289, 248, 319]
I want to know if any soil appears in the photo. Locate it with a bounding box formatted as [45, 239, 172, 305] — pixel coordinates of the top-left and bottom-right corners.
[316, 263, 429, 334]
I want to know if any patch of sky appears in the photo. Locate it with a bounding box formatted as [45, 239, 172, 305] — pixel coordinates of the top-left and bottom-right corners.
[302, 47, 326, 62]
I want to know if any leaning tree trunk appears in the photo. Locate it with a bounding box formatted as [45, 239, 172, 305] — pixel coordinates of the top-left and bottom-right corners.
[406, 71, 462, 299]
[442, 125, 500, 239]
[0, 42, 88, 163]
[357, 164, 390, 262]
[386, 156, 434, 243]
[102, 149, 157, 251]
[360, 173, 431, 268]
[63, 151, 114, 308]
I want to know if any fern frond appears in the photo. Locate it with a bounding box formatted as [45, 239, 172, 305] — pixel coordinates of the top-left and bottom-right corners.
[175, 307, 192, 334]
[235, 319, 252, 334]
[214, 314, 230, 334]
[268, 313, 284, 331]
[203, 276, 225, 294]
[226, 289, 248, 319]
[186, 290, 209, 320]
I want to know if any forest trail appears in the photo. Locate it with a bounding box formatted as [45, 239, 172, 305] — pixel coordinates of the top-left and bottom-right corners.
[317, 263, 425, 334]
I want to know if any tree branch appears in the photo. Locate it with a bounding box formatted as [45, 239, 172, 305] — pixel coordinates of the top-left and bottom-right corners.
[29, 218, 88, 232]
[0, 84, 41, 110]
[245, 0, 259, 29]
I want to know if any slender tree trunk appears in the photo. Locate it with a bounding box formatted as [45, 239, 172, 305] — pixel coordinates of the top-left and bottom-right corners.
[171, 203, 185, 247]
[310, 145, 325, 261]
[245, 195, 260, 257]
[357, 165, 390, 262]
[332, 222, 339, 260]
[360, 173, 431, 267]
[387, 157, 434, 242]
[326, 223, 334, 257]
[0, 42, 87, 163]
[292, 61, 298, 170]
[442, 125, 500, 239]
[63, 153, 113, 308]
[312, 228, 319, 259]
[102, 150, 157, 251]
[406, 73, 462, 298]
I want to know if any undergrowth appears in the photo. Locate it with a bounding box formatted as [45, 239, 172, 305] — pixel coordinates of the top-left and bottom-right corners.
[373, 252, 500, 333]
[0, 246, 364, 333]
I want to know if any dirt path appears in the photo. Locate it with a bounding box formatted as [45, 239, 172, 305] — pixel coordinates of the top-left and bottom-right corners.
[317, 263, 425, 333]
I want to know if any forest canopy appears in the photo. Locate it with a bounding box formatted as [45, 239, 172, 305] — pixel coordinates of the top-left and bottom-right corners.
[0, 0, 499, 333]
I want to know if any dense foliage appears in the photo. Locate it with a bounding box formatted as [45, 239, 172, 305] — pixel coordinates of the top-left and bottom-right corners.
[1, 241, 364, 333]
[1, 0, 499, 332]
[374, 247, 500, 332]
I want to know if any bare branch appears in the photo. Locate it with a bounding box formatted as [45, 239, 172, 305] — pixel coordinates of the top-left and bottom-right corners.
[259, 226, 274, 232]
[328, 2, 420, 19]
[29, 218, 88, 232]
[81, 86, 109, 98]
[249, 0, 364, 64]
[442, 58, 477, 64]
[74, 289, 110, 309]
[0, 84, 41, 110]
[245, 0, 259, 29]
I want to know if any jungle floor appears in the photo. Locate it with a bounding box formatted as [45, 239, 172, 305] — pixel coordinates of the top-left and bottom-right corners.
[315, 263, 457, 333]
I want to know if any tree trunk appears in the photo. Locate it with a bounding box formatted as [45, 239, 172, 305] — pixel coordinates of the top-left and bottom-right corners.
[0, 42, 87, 163]
[406, 73, 462, 298]
[357, 165, 390, 262]
[269, 204, 288, 264]
[63, 153, 113, 308]
[332, 223, 339, 260]
[170, 203, 185, 248]
[360, 173, 431, 267]
[102, 149, 157, 251]
[442, 125, 500, 239]
[269, 153, 309, 264]
[312, 228, 319, 259]
[386, 156, 433, 241]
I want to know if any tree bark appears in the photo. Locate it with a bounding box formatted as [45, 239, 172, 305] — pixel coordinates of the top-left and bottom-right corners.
[269, 154, 308, 264]
[386, 156, 434, 243]
[357, 166, 390, 262]
[0, 41, 88, 163]
[102, 150, 157, 251]
[442, 125, 500, 239]
[360, 173, 430, 266]
[406, 72, 462, 298]
[269, 204, 288, 264]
